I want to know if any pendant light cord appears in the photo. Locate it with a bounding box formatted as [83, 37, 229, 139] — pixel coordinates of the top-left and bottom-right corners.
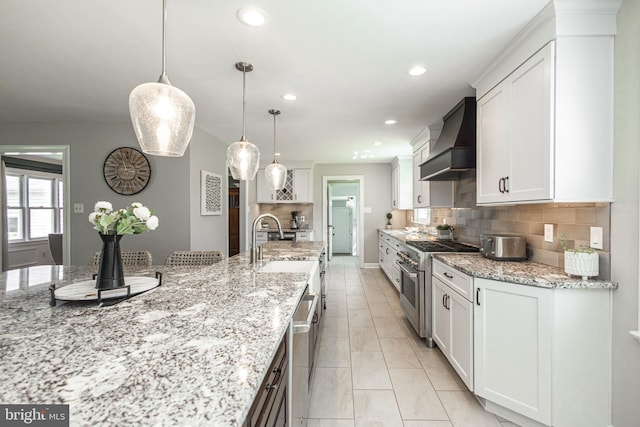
[241, 66, 247, 141]
[273, 112, 277, 162]
[158, 0, 170, 84]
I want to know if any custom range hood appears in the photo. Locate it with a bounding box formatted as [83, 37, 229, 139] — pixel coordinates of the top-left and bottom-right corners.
[420, 97, 476, 181]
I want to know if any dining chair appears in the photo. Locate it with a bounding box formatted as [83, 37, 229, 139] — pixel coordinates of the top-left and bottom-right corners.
[88, 250, 153, 270]
[164, 250, 224, 266]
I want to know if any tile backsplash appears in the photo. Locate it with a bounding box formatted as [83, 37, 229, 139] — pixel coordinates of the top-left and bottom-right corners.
[259, 203, 313, 229]
[412, 175, 611, 278]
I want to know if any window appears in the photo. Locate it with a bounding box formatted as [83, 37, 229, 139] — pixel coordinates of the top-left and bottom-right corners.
[413, 208, 431, 225]
[5, 170, 63, 242]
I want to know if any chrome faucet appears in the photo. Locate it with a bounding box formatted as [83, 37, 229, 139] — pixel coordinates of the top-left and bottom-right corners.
[251, 213, 284, 263]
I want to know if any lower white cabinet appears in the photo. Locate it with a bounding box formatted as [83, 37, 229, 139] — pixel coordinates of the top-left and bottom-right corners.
[378, 233, 401, 291]
[296, 231, 313, 241]
[474, 277, 612, 427]
[432, 260, 473, 391]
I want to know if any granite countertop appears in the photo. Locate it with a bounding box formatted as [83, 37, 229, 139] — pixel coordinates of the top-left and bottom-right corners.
[0, 241, 324, 426]
[433, 253, 617, 289]
[378, 228, 433, 242]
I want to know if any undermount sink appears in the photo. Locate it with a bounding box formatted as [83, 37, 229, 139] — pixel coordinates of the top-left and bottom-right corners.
[258, 260, 318, 274]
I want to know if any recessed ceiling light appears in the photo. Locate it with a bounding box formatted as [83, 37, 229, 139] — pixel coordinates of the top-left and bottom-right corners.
[385, 119, 397, 125]
[373, 141, 382, 146]
[236, 7, 268, 27]
[281, 93, 297, 101]
[274, 152, 281, 156]
[408, 65, 427, 77]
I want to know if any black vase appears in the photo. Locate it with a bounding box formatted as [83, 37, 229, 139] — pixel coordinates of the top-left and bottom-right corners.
[95, 233, 125, 290]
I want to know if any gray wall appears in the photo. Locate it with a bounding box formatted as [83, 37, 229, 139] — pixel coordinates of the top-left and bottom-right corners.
[189, 128, 229, 255]
[0, 122, 228, 265]
[611, 1, 640, 425]
[312, 163, 392, 265]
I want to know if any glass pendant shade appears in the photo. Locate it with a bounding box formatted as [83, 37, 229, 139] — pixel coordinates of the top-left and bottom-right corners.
[227, 139, 260, 180]
[129, 81, 195, 157]
[227, 62, 260, 180]
[265, 161, 287, 191]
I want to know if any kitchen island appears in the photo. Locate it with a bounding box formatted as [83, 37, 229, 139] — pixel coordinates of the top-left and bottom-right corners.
[0, 241, 324, 426]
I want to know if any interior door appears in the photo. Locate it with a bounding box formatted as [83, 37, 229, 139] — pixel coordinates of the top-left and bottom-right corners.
[331, 206, 352, 254]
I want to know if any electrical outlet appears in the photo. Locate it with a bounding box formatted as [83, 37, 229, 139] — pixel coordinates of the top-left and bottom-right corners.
[299, 216, 305, 223]
[544, 224, 554, 242]
[73, 203, 84, 214]
[590, 226, 603, 249]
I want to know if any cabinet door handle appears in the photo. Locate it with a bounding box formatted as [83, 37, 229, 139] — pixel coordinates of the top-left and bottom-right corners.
[498, 177, 504, 193]
[386, 248, 390, 255]
[476, 288, 481, 306]
[393, 200, 397, 207]
[271, 194, 274, 200]
[417, 195, 423, 203]
[443, 272, 453, 279]
[446, 295, 450, 310]
[442, 294, 446, 308]
[504, 176, 510, 193]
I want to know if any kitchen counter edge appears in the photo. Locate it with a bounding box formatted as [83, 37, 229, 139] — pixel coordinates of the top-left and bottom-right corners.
[432, 253, 617, 289]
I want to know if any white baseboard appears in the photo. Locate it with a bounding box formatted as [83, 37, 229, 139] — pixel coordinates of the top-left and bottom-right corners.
[363, 263, 380, 269]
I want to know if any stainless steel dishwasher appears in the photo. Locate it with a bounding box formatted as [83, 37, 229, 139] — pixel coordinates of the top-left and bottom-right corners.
[290, 291, 319, 426]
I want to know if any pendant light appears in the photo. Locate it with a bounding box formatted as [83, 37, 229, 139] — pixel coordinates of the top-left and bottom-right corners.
[265, 109, 287, 191]
[129, 0, 195, 157]
[227, 62, 260, 180]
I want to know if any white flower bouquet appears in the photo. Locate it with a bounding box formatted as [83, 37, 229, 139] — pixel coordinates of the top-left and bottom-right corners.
[89, 201, 159, 235]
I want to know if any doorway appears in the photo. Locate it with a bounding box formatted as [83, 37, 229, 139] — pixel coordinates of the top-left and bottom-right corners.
[322, 176, 364, 267]
[0, 145, 71, 270]
[228, 175, 240, 256]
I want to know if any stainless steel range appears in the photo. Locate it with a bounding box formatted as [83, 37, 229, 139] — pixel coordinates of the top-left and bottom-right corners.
[396, 239, 478, 347]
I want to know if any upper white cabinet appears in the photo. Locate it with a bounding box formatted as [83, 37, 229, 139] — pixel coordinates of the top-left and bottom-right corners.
[474, 2, 618, 205]
[391, 157, 412, 210]
[477, 43, 553, 204]
[257, 168, 313, 203]
[413, 142, 454, 208]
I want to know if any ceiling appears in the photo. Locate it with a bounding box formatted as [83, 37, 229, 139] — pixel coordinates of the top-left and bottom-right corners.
[0, 0, 549, 165]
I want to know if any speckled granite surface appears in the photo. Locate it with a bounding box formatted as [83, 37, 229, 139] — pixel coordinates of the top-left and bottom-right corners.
[433, 253, 617, 289]
[379, 228, 433, 242]
[0, 241, 324, 426]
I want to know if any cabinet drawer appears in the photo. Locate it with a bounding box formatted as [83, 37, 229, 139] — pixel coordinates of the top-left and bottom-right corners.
[245, 334, 287, 427]
[432, 259, 473, 302]
[296, 232, 310, 241]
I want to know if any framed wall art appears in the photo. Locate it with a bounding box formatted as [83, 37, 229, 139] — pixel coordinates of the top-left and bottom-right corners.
[201, 170, 222, 216]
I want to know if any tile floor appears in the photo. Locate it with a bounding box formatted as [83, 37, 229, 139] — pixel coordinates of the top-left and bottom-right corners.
[307, 255, 520, 427]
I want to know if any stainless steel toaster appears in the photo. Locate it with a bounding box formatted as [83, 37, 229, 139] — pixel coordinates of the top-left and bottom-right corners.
[479, 234, 527, 261]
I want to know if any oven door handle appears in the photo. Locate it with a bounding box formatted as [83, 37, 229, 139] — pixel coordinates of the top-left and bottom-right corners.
[395, 260, 418, 279]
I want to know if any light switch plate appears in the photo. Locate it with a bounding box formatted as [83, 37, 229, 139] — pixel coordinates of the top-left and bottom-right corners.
[73, 203, 84, 214]
[544, 224, 554, 242]
[590, 226, 603, 249]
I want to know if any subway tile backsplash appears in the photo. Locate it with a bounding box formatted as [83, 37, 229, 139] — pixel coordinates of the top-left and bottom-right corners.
[411, 176, 611, 278]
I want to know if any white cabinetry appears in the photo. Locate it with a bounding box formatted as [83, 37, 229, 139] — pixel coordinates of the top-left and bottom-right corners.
[378, 231, 401, 291]
[257, 169, 313, 203]
[391, 157, 412, 210]
[432, 259, 473, 391]
[412, 143, 453, 208]
[296, 231, 313, 241]
[475, 4, 617, 205]
[255, 232, 268, 246]
[477, 43, 553, 204]
[474, 277, 612, 427]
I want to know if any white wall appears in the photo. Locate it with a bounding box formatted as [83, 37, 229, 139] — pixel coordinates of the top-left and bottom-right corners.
[611, 1, 640, 425]
[0, 122, 228, 265]
[312, 163, 391, 264]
